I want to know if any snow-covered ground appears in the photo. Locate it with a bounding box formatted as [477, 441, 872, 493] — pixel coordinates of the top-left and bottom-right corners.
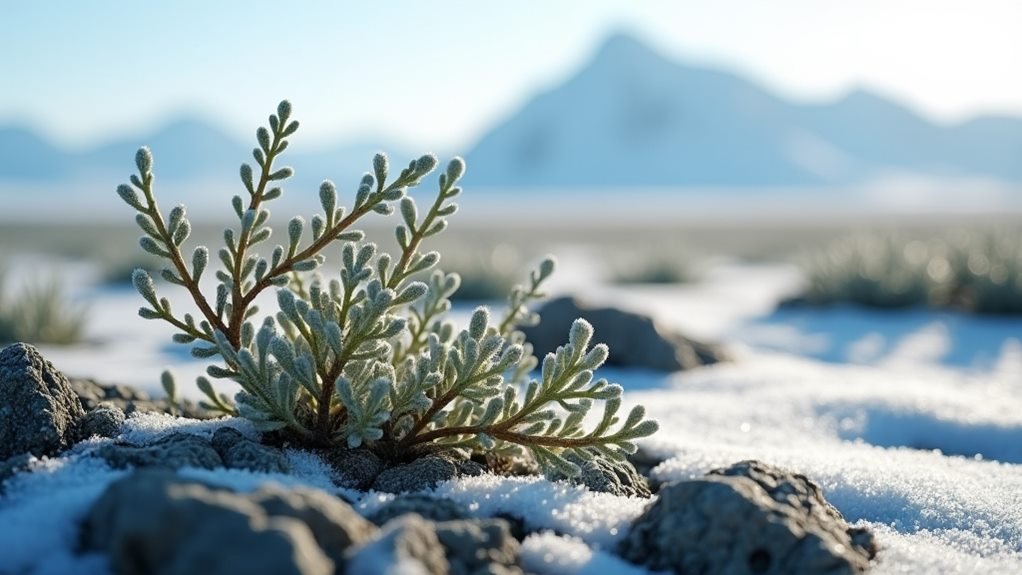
[2, 253, 1021, 573]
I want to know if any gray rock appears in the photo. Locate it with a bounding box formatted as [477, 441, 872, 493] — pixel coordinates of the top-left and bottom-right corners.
[522, 296, 727, 371]
[435, 519, 522, 575]
[456, 457, 487, 479]
[0, 343, 86, 459]
[627, 446, 667, 493]
[549, 452, 651, 498]
[69, 377, 212, 419]
[97, 432, 223, 471]
[76, 402, 126, 440]
[324, 448, 385, 490]
[83, 470, 337, 575]
[347, 514, 449, 575]
[481, 453, 541, 477]
[163, 516, 332, 575]
[618, 460, 875, 574]
[250, 484, 378, 566]
[210, 426, 246, 452]
[211, 428, 290, 474]
[371, 454, 460, 493]
[368, 494, 473, 526]
[709, 460, 878, 562]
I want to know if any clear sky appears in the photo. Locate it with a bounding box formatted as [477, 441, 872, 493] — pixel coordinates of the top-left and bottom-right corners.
[2, 0, 1020, 152]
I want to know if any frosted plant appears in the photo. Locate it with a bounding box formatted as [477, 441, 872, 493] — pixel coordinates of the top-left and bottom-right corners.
[117, 101, 657, 475]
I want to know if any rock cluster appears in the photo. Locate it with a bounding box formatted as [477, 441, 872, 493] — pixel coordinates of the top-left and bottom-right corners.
[70, 376, 212, 419]
[0, 342, 877, 574]
[83, 471, 523, 575]
[522, 296, 728, 371]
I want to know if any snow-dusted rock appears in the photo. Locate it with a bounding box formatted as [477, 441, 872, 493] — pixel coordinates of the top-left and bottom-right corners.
[368, 494, 472, 526]
[250, 484, 378, 566]
[0, 343, 85, 459]
[371, 453, 484, 494]
[373, 455, 460, 494]
[618, 460, 874, 574]
[212, 427, 290, 474]
[83, 470, 376, 575]
[434, 518, 522, 575]
[709, 460, 878, 561]
[98, 432, 223, 470]
[324, 447, 385, 490]
[522, 296, 727, 371]
[76, 402, 125, 440]
[347, 514, 448, 574]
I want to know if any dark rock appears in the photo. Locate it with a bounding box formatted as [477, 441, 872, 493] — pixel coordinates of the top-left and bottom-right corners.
[69, 377, 213, 419]
[324, 448, 385, 490]
[83, 470, 339, 575]
[435, 518, 522, 575]
[709, 460, 878, 561]
[0, 453, 33, 493]
[627, 447, 667, 493]
[75, 402, 126, 440]
[97, 432, 223, 471]
[210, 426, 246, 452]
[250, 484, 378, 567]
[347, 514, 449, 575]
[371, 454, 460, 493]
[522, 296, 728, 371]
[549, 452, 651, 498]
[456, 457, 487, 477]
[163, 517, 332, 575]
[618, 460, 875, 574]
[478, 453, 541, 477]
[211, 428, 290, 474]
[368, 494, 473, 526]
[493, 513, 530, 542]
[0, 343, 86, 459]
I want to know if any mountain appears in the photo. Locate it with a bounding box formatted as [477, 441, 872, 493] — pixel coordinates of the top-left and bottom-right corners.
[0, 117, 413, 195]
[2, 32, 1020, 201]
[0, 126, 72, 180]
[463, 33, 1022, 187]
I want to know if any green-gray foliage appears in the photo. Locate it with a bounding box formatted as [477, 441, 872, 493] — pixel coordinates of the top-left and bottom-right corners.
[610, 257, 697, 285]
[797, 230, 1022, 314]
[0, 273, 88, 345]
[117, 101, 657, 475]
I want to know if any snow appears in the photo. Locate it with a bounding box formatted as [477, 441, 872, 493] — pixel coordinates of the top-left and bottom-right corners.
[2, 258, 1022, 573]
[519, 532, 650, 575]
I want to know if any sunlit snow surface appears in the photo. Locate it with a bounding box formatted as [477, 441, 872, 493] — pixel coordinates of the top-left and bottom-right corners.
[1, 258, 1021, 573]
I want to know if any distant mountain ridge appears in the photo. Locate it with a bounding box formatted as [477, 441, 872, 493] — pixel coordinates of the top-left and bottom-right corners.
[2, 33, 1020, 194]
[463, 33, 1022, 187]
[0, 117, 416, 196]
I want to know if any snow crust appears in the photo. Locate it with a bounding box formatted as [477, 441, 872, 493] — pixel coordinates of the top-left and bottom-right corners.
[2, 260, 1021, 573]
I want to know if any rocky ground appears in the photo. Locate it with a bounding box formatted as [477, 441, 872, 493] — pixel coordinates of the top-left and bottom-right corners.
[0, 341, 876, 574]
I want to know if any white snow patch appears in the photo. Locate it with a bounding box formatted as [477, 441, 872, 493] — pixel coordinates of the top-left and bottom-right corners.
[520, 531, 649, 575]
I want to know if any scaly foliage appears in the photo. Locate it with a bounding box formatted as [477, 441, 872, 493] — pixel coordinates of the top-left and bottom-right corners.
[118, 101, 657, 475]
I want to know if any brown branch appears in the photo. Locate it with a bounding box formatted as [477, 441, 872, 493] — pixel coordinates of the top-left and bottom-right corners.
[406, 425, 598, 450]
[227, 130, 283, 346]
[141, 182, 228, 337]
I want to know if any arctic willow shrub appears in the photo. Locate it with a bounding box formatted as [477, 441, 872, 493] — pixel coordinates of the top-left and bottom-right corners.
[116, 101, 657, 475]
[798, 230, 1022, 314]
[0, 273, 88, 345]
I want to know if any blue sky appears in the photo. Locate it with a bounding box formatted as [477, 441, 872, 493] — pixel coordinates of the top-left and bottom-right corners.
[3, 0, 1020, 152]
